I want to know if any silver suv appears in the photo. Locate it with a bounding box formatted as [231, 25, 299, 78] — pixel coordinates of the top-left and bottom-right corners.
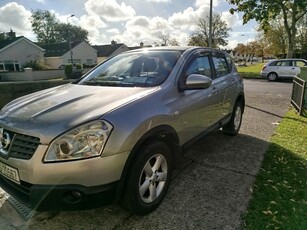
[0, 47, 244, 215]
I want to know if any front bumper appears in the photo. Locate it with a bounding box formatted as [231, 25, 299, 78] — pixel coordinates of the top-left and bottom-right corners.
[0, 175, 118, 211]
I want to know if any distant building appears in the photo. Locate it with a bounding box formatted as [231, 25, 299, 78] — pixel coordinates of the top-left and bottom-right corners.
[0, 34, 44, 71]
[43, 41, 97, 69]
[129, 42, 152, 51]
[93, 42, 129, 64]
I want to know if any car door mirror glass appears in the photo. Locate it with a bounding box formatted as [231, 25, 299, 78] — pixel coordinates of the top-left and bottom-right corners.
[185, 74, 212, 90]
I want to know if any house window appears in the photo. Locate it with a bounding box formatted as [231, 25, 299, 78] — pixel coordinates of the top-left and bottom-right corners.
[86, 59, 93, 65]
[0, 60, 19, 71]
[68, 59, 81, 64]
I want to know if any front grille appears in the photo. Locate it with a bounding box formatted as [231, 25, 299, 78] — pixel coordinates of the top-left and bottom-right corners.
[0, 128, 40, 160]
[9, 134, 40, 159]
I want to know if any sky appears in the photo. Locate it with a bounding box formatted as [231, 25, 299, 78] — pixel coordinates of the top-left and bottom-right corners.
[0, 0, 258, 49]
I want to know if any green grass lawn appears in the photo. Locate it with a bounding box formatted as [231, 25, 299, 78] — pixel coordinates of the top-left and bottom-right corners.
[244, 109, 307, 229]
[237, 62, 265, 79]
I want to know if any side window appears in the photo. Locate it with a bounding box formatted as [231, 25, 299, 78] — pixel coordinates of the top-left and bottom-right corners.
[294, 61, 307, 67]
[225, 54, 234, 72]
[270, 61, 279, 66]
[186, 56, 212, 78]
[212, 56, 229, 77]
[281, 61, 292, 66]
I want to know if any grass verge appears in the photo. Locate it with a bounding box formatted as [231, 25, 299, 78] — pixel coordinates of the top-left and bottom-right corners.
[237, 63, 264, 79]
[244, 109, 307, 229]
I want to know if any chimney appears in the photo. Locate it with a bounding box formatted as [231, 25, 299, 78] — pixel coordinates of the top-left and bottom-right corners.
[111, 40, 117, 45]
[140, 42, 144, 47]
[7, 29, 16, 39]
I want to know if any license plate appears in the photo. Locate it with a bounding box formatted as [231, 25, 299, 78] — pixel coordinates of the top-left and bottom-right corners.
[0, 161, 20, 184]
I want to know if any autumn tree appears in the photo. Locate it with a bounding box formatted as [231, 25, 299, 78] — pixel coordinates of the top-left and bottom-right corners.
[30, 9, 88, 45]
[188, 14, 231, 48]
[227, 0, 307, 58]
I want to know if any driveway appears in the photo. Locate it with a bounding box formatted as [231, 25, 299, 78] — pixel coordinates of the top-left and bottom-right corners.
[0, 79, 293, 229]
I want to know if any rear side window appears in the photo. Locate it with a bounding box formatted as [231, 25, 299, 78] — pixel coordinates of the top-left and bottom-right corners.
[273, 61, 292, 66]
[294, 61, 307, 67]
[212, 56, 229, 77]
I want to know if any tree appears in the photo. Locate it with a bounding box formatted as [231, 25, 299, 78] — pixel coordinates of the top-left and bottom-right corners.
[155, 33, 180, 46]
[296, 14, 307, 56]
[188, 14, 231, 48]
[30, 9, 88, 45]
[228, 0, 307, 58]
[263, 22, 288, 58]
[30, 9, 59, 45]
[56, 23, 89, 43]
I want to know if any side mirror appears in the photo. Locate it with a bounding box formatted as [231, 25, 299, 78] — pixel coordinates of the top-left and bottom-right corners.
[185, 74, 212, 90]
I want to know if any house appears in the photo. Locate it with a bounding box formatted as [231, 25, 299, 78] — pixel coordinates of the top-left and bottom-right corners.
[43, 41, 97, 69]
[0, 33, 45, 71]
[93, 41, 130, 64]
[129, 42, 152, 51]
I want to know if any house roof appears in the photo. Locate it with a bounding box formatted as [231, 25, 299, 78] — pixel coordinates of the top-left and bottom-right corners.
[42, 41, 83, 57]
[0, 36, 44, 53]
[92, 43, 126, 57]
[129, 45, 152, 50]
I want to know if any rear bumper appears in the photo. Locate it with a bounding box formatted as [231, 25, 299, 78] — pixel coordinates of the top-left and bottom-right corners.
[0, 175, 118, 211]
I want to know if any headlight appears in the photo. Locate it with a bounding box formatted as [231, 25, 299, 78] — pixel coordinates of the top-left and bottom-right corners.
[44, 121, 113, 162]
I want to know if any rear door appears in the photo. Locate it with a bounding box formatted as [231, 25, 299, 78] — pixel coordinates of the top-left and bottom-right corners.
[174, 50, 223, 143]
[274, 60, 292, 77]
[211, 51, 237, 116]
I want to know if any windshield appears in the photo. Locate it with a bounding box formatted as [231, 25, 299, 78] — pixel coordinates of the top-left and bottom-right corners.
[78, 50, 181, 87]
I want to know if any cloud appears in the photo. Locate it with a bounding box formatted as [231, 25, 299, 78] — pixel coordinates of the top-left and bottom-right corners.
[195, 0, 222, 7]
[221, 11, 242, 28]
[144, 0, 171, 2]
[85, 0, 136, 22]
[0, 2, 34, 39]
[168, 5, 210, 31]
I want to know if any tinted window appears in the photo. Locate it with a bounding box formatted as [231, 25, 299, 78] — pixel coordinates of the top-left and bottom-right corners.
[212, 56, 229, 77]
[186, 56, 212, 78]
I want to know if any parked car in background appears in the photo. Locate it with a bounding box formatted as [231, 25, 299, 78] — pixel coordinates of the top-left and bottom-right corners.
[0, 47, 245, 215]
[260, 58, 307, 81]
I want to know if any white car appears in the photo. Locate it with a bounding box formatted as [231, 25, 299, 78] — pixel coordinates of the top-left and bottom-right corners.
[260, 59, 307, 81]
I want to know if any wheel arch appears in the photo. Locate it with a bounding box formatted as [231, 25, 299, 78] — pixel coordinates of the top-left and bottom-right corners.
[115, 124, 180, 202]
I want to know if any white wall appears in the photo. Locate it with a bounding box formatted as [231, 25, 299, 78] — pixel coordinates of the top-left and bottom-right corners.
[0, 69, 64, 81]
[45, 57, 63, 69]
[62, 42, 97, 66]
[0, 39, 44, 68]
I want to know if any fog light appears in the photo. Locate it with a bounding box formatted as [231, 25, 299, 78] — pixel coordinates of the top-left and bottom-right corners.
[63, 190, 83, 204]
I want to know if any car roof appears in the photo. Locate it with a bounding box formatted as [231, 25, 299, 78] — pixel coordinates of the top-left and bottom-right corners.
[125, 46, 226, 54]
[269, 58, 307, 62]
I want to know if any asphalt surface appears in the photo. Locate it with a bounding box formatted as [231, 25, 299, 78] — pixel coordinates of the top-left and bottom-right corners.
[0, 79, 293, 230]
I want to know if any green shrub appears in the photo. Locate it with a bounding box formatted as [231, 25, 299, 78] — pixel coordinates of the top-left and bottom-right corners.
[65, 64, 73, 76]
[75, 64, 83, 69]
[23, 59, 49, 70]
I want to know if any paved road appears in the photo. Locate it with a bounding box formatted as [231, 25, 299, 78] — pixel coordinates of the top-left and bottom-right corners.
[0, 79, 293, 230]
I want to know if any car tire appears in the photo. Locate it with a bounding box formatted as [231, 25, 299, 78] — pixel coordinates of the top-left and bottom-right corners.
[222, 101, 243, 136]
[121, 141, 173, 215]
[267, 72, 278, 81]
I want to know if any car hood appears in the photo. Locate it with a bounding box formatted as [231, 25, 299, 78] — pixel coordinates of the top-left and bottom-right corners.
[0, 84, 159, 143]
